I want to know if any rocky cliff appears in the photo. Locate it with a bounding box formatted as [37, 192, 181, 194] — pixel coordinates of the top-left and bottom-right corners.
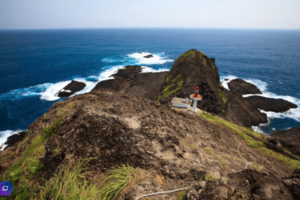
[0, 50, 299, 200]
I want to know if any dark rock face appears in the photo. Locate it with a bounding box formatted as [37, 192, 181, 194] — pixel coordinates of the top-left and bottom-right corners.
[224, 92, 268, 127]
[228, 78, 262, 95]
[4, 131, 27, 150]
[92, 66, 168, 100]
[159, 49, 225, 114]
[282, 169, 300, 199]
[57, 80, 86, 97]
[266, 127, 300, 157]
[186, 169, 294, 200]
[111, 65, 142, 79]
[245, 96, 297, 112]
[144, 54, 153, 58]
[126, 72, 169, 100]
[92, 65, 142, 92]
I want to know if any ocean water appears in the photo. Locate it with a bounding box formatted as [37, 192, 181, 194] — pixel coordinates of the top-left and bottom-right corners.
[1, 28, 300, 149]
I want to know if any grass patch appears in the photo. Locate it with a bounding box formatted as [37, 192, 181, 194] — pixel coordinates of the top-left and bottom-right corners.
[68, 102, 75, 107]
[201, 173, 217, 181]
[177, 190, 186, 200]
[221, 138, 225, 142]
[20, 136, 29, 146]
[52, 148, 61, 157]
[252, 164, 262, 172]
[221, 154, 231, 160]
[158, 74, 184, 101]
[190, 143, 198, 150]
[182, 51, 194, 57]
[221, 160, 228, 168]
[41, 117, 62, 139]
[99, 165, 143, 200]
[201, 112, 300, 169]
[39, 158, 102, 200]
[219, 89, 227, 104]
[0, 118, 63, 199]
[56, 108, 67, 116]
[205, 147, 213, 155]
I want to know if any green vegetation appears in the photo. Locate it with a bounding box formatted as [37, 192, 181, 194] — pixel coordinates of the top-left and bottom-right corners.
[182, 51, 194, 57]
[68, 102, 75, 107]
[205, 147, 213, 155]
[99, 165, 143, 200]
[41, 117, 62, 139]
[219, 89, 227, 104]
[39, 158, 102, 200]
[221, 160, 228, 168]
[158, 74, 184, 101]
[20, 136, 29, 146]
[221, 154, 231, 160]
[221, 138, 225, 142]
[252, 164, 262, 172]
[201, 173, 217, 181]
[177, 190, 186, 200]
[190, 143, 198, 150]
[201, 112, 300, 169]
[56, 108, 67, 116]
[0, 118, 63, 199]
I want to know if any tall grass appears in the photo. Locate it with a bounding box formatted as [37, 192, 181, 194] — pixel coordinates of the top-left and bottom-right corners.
[39, 159, 142, 200]
[39, 158, 100, 200]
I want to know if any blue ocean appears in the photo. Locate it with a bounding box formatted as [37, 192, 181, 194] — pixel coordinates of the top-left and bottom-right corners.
[1, 28, 300, 148]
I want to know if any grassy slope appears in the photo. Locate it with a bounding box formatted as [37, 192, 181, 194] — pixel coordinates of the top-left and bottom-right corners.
[201, 112, 300, 169]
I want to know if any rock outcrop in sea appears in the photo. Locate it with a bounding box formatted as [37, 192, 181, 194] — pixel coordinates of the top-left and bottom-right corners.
[1, 49, 299, 200]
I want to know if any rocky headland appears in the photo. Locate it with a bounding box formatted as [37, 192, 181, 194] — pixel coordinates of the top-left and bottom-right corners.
[1, 49, 299, 200]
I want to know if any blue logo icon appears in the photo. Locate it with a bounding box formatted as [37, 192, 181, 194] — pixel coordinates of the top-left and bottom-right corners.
[0, 181, 13, 196]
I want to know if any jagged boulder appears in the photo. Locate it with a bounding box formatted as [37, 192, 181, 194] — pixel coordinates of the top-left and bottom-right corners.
[158, 49, 225, 114]
[57, 80, 86, 97]
[228, 79, 262, 95]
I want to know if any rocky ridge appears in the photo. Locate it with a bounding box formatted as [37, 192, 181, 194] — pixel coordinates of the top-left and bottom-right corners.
[1, 49, 300, 200]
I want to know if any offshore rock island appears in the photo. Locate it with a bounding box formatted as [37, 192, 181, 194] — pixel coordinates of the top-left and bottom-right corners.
[1, 49, 300, 200]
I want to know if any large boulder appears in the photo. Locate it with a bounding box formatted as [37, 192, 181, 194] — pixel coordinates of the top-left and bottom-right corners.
[228, 78, 262, 95]
[245, 96, 297, 112]
[158, 49, 225, 114]
[57, 80, 86, 97]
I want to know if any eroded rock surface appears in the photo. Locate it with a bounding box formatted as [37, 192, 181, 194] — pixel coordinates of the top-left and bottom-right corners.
[92, 65, 168, 100]
[282, 169, 300, 199]
[186, 169, 293, 200]
[228, 79, 262, 95]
